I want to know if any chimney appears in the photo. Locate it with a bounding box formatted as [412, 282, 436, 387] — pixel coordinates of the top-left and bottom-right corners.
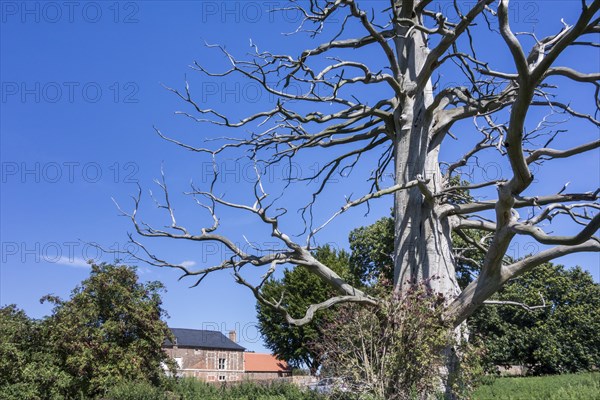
[228, 330, 237, 343]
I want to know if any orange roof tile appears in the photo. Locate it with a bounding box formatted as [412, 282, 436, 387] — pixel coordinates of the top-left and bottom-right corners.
[244, 352, 290, 372]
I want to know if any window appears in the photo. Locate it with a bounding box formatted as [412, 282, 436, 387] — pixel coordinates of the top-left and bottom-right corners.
[218, 375, 226, 381]
[174, 357, 183, 369]
[218, 358, 226, 370]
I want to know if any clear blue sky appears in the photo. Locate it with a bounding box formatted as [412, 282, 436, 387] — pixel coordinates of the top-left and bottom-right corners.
[1, 1, 598, 353]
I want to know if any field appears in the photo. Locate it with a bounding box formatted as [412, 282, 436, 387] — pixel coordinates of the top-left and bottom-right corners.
[473, 372, 600, 400]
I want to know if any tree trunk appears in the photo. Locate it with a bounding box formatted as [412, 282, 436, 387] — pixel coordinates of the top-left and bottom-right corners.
[392, 104, 463, 399]
[392, 17, 462, 399]
[392, 10, 459, 298]
[393, 136, 460, 298]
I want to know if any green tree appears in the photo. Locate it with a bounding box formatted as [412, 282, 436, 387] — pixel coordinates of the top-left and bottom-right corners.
[348, 216, 395, 285]
[470, 263, 600, 375]
[0, 305, 35, 392]
[256, 246, 351, 375]
[42, 263, 173, 398]
[0, 305, 71, 400]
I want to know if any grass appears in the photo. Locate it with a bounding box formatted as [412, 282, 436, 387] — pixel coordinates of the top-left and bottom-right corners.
[473, 372, 600, 400]
[102, 373, 600, 400]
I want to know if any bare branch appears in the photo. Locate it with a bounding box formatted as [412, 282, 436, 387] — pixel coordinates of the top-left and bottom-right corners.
[511, 212, 600, 245]
[447, 239, 600, 326]
[483, 293, 548, 312]
[444, 192, 599, 216]
[526, 139, 600, 163]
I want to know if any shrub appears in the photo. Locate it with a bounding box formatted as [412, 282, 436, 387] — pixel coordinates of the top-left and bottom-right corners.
[313, 282, 482, 400]
[2, 376, 323, 400]
[103, 380, 166, 400]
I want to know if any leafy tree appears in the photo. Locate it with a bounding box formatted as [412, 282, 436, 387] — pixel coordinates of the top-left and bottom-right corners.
[42, 263, 173, 398]
[349, 216, 395, 285]
[0, 305, 71, 400]
[470, 263, 600, 375]
[256, 246, 350, 375]
[0, 305, 35, 391]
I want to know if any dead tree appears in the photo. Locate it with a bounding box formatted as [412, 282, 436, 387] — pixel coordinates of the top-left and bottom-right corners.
[117, 0, 599, 390]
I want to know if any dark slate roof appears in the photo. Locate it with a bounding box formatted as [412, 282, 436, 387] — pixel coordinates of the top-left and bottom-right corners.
[164, 328, 245, 351]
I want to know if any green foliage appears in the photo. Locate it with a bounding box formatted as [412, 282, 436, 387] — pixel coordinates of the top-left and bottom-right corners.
[0, 305, 31, 387]
[256, 245, 351, 374]
[0, 263, 174, 399]
[473, 372, 600, 400]
[105, 378, 325, 400]
[0, 305, 72, 400]
[470, 263, 600, 375]
[42, 263, 174, 397]
[216, 380, 320, 400]
[314, 284, 482, 400]
[104, 380, 167, 400]
[348, 216, 394, 285]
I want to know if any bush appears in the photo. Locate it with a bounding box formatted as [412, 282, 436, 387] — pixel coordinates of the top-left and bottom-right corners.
[313, 283, 483, 400]
[103, 378, 324, 400]
[103, 380, 166, 400]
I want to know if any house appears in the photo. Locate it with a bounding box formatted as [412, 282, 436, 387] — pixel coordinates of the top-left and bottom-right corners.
[163, 328, 245, 382]
[163, 327, 292, 383]
[243, 352, 291, 380]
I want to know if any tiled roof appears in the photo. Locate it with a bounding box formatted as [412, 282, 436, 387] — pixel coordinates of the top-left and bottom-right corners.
[164, 328, 245, 351]
[244, 353, 290, 372]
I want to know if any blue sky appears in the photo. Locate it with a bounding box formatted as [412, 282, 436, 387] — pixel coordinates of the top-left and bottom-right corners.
[1, 1, 598, 353]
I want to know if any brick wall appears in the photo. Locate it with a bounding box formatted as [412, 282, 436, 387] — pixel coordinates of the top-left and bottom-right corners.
[165, 347, 244, 382]
[243, 371, 292, 381]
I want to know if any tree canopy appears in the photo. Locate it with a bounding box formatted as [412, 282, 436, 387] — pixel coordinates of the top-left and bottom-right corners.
[471, 263, 600, 374]
[0, 305, 71, 400]
[0, 263, 173, 399]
